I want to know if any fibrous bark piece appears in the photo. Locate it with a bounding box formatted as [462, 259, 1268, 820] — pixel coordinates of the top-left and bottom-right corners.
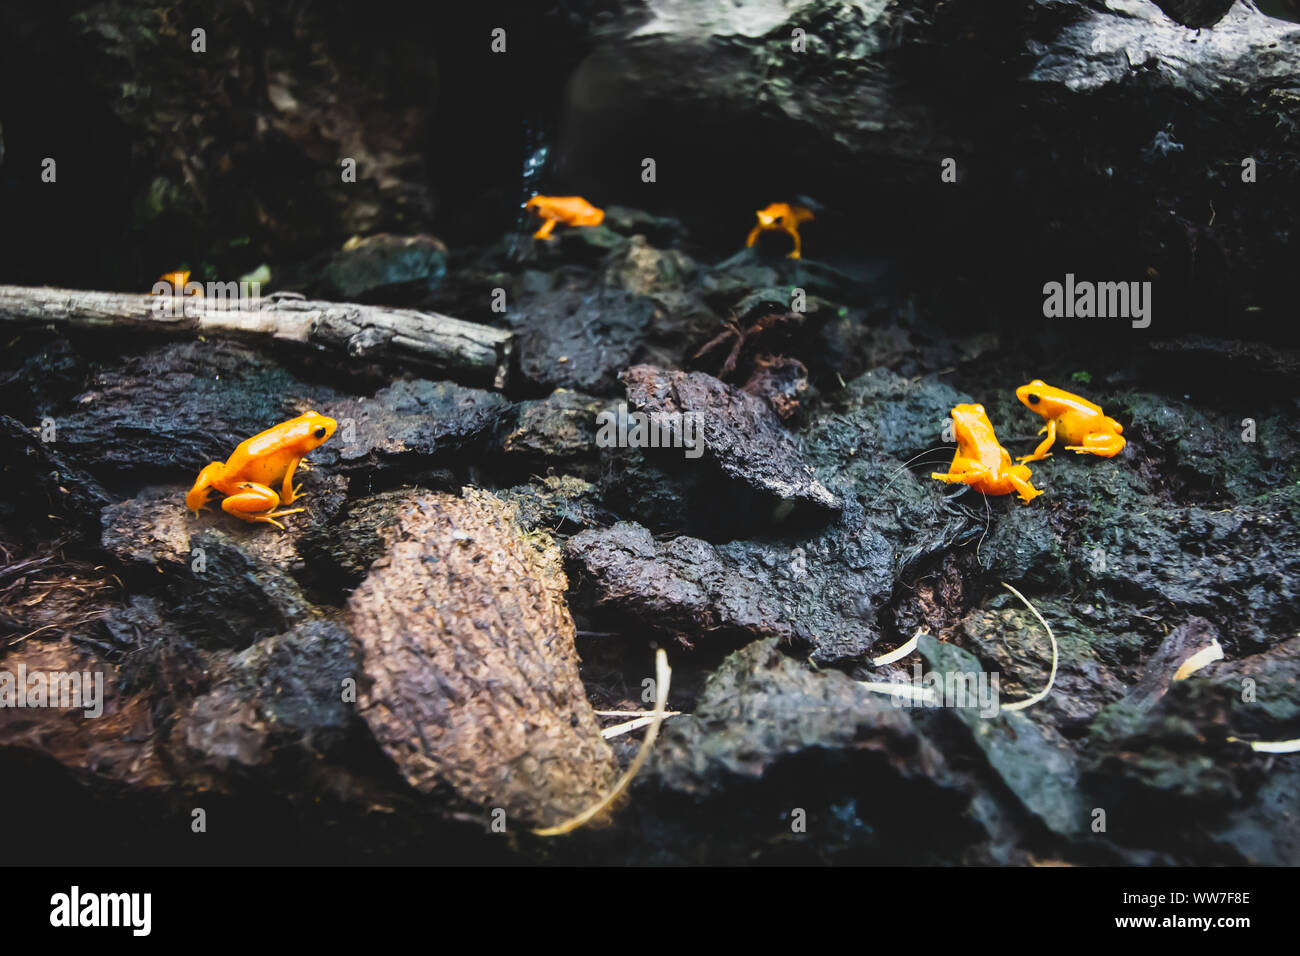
[348, 489, 617, 827]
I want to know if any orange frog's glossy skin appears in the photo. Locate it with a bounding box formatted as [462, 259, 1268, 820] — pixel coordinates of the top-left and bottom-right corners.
[745, 202, 815, 259]
[524, 195, 605, 239]
[1015, 380, 1125, 462]
[931, 404, 1043, 504]
[186, 411, 337, 530]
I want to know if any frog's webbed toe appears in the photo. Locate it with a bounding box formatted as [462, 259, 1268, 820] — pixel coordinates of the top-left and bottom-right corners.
[251, 508, 306, 531]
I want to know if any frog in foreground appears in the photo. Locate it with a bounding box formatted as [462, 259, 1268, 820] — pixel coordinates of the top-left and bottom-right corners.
[186, 411, 337, 529]
[524, 195, 605, 240]
[1015, 380, 1126, 462]
[931, 404, 1043, 504]
[744, 202, 815, 259]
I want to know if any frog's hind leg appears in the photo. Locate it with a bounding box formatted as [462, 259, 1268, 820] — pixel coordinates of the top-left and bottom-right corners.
[186, 462, 226, 514]
[930, 458, 989, 485]
[1007, 469, 1043, 504]
[221, 482, 306, 531]
[1065, 432, 1126, 458]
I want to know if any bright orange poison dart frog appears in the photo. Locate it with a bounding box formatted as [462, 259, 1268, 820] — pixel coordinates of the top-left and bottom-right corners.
[524, 195, 605, 240]
[1015, 380, 1125, 462]
[186, 411, 337, 530]
[153, 270, 201, 296]
[931, 404, 1043, 504]
[745, 202, 815, 259]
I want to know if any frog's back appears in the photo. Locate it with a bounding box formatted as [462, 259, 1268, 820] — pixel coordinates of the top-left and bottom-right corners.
[221, 421, 302, 484]
[1057, 392, 1104, 419]
[967, 416, 1009, 470]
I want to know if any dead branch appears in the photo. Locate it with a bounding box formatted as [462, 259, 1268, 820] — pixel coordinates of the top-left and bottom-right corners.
[0, 285, 514, 389]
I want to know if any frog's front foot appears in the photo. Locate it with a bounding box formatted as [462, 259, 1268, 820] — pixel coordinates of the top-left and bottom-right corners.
[281, 457, 310, 504]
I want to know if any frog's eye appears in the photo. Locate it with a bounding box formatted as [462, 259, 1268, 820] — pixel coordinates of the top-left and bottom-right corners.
[1027, 393, 1041, 405]
[314, 426, 327, 439]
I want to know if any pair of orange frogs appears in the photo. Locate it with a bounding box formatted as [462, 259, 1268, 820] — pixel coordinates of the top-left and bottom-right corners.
[525, 196, 815, 260]
[182, 205, 600, 530]
[930, 382, 1126, 504]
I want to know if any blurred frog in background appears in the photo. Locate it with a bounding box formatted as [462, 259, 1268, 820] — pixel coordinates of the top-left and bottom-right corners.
[744, 202, 815, 259]
[525, 195, 604, 239]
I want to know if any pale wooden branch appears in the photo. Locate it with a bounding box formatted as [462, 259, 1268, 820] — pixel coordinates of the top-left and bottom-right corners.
[0, 285, 514, 389]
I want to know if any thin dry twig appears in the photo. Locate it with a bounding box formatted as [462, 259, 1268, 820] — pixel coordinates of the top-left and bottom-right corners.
[534, 649, 672, 836]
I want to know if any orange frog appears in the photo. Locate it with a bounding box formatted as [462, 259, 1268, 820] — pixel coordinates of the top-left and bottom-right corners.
[186, 411, 337, 530]
[1015, 380, 1126, 462]
[152, 270, 201, 296]
[931, 404, 1043, 504]
[524, 195, 605, 240]
[745, 202, 815, 259]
